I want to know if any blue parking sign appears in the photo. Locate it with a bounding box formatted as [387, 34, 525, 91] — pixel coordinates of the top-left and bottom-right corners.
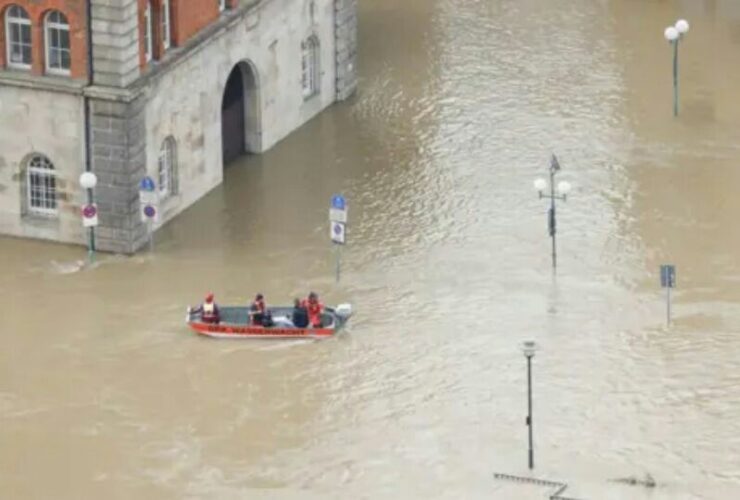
[331, 194, 346, 211]
[140, 176, 156, 192]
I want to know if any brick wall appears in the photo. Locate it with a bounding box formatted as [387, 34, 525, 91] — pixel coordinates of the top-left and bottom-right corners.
[172, 0, 221, 46]
[138, 0, 232, 70]
[0, 0, 88, 80]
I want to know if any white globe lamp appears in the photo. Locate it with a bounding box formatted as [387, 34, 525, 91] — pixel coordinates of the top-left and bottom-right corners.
[79, 172, 98, 189]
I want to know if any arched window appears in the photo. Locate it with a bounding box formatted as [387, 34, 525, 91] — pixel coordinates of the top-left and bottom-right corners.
[143, 2, 152, 62]
[45, 11, 70, 74]
[26, 154, 57, 215]
[301, 36, 320, 99]
[161, 0, 171, 50]
[5, 5, 32, 69]
[158, 137, 177, 197]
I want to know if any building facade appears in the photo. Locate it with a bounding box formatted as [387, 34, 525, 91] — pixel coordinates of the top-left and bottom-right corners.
[0, 0, 357, 252]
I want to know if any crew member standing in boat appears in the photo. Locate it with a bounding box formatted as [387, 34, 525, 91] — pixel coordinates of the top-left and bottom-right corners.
[250, 293, 266, 325]
[193, 293, 220, 324]
[302, 292, 324, 328]
[291, 298, 309, 328]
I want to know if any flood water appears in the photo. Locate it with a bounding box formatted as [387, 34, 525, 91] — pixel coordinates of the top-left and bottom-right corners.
[3, 0, 740, 498]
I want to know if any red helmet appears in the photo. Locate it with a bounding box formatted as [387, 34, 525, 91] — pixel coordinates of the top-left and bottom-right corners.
[205, 293, 214, 303]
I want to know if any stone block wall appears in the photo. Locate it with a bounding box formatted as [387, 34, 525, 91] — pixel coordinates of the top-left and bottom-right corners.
[0, 81, 86, 245]
[87, 91, 147, 252]
[90, 0, 141, 86]
[334, 0, 357, 101]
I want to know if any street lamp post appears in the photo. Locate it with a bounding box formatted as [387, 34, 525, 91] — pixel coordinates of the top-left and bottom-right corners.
[522, 340, 537, 470]
[534, 154, 571, 270]
[664, 19, 690, 117]
[79, 172, 97, 263]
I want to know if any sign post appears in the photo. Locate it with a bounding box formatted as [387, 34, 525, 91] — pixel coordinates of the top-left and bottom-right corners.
[79, 172, 98, 266]
[139, 176, 159, 252]
[330, 194, 347, 283]
[660, 264, 676, 326]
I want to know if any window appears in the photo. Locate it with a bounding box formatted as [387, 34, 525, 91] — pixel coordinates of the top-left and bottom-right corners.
[158, 137, 177, 197]
[5, 5, 31, 69]
[45, 11, 71, 75]
[219, 0, 226, 13]
[162, 0, 171, 50]
[143, 2, 152, 62]
[301, 36, 320, 99]
[26, 155, 57, 215]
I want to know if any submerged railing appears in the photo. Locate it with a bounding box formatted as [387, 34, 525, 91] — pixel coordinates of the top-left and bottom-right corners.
[492, 472, 583, 500]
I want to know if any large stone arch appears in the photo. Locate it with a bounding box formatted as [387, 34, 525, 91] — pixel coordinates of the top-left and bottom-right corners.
[221, 60, 262, 165]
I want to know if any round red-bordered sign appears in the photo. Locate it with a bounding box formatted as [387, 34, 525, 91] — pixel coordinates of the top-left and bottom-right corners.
[82, 204, 97, 218]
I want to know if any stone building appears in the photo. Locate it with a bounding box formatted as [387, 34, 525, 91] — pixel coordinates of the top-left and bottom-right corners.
[0, 0, 357, 252]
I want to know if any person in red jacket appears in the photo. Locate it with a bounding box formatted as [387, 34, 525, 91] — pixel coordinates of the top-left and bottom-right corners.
[192, 293, 220, 324]
[250, 293, 266, 325]
[302, 291, 324, 328]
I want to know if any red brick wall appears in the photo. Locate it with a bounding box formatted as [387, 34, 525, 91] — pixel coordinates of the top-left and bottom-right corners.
[0, 0, 88, 80]
[139, 0, 229, 70]
[171, 0, 221, 47]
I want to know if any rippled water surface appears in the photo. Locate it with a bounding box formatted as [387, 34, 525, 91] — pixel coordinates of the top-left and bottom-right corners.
[3, 0, 740, 498]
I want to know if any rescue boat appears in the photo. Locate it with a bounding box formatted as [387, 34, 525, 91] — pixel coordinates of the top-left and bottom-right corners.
[185, 304, 353, 339]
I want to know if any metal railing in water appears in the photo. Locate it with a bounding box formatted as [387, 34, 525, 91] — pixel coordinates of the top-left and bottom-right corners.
[492, 472, 584, 500]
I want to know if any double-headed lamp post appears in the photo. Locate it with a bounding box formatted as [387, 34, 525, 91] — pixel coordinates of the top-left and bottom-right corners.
[534, 155, 571, 270]
[79, 171, 97, 263]
[664, 19, 689, 117]
[522, 340, 537, 470]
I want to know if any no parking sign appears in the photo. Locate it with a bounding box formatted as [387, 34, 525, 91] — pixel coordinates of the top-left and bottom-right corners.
[139, 176, 160, 223]
[81, 203, 98, 227]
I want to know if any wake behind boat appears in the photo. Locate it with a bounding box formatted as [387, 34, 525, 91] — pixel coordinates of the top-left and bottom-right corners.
[186, 303, 353, 339]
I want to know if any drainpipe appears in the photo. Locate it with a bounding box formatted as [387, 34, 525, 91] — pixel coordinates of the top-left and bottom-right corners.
[84, 0, 95, 251]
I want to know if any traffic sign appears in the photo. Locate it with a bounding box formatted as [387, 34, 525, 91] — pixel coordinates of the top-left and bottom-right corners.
[660, 265, 676, 288]
[140, 190, 158, 205]
[140, 203, 159, 222]
[140, 176, 156, 192]
[329, 208, 347, 223]
[81, 203, 98, 227]
[331, 221, 346, 244]
[331, 194, 346, 211]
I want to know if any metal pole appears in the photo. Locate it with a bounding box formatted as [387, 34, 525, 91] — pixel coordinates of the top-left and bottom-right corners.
[527, 355, 534, 470]
[335, 244, 341, 283]
[673, 40, 679, 117]
[87, 187, 95, 264]
[148, 219, 154, 252]
[549, 169, 557, 270]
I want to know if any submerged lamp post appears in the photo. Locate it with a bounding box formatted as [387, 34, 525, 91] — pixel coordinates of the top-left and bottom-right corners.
[522, 340, 537, 470]
[79, 172, 97, 263]
[664, 19, 690, 117]
[534, 154, 571, 270]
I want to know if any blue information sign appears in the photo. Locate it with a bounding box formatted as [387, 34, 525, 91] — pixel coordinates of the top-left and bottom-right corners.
[140, 176, 156, 192]
[331, 194, 346, 211]
[660, 265, 676, 288]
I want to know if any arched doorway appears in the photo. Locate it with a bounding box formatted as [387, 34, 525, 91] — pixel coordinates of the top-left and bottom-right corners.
[221, 61, 261, 166]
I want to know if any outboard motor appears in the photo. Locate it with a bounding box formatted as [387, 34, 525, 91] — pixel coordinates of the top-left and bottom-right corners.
[335, 303, 353, 319]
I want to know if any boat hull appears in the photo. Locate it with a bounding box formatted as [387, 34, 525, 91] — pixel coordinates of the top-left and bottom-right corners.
[185, 304, 350, 339]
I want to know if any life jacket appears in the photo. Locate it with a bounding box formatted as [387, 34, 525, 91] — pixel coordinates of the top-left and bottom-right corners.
[306, 300, 323, 326]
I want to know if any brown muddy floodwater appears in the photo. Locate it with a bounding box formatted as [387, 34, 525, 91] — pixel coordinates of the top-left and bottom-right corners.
[3, 0, 740, 498]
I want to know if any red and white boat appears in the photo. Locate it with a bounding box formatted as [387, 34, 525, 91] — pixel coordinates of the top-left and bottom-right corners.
[185, 304, 353, 339]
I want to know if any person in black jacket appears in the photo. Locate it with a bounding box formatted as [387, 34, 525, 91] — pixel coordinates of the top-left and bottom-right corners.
[291, 298, 309, 328]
